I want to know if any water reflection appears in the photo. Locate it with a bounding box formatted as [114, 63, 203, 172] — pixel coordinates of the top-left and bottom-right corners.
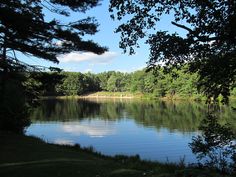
[27, 98, 236, 163]
[62, 120, 116, 137]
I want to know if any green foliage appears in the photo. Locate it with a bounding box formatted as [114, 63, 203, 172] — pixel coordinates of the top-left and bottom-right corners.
[109, 0, 236, 103]
[61, 72, 84, 95]
[36, 66, 236, 100]
[189, 114, 236, 173]
[230, 88, 236, 97]
[55, 72, 100, 96]
[107, 74, 119, 92]
[106, 72, 127, 92]
[30, 72, 64, 96]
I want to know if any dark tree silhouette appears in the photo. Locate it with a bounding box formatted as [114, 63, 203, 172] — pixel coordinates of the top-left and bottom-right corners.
[109, 0, 236, 103]
[0, 0, 106, 70]
[0, 0, 106, 133]
[189, 114, 236, 173]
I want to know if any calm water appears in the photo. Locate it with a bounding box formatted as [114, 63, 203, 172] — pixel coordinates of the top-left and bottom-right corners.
[26, 98, 236, 163]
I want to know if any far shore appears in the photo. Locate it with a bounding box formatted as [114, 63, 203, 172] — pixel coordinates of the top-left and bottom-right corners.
[42, 92, 143, 100]
[42, 91, 204, 102]
[41, 91, 236, 102]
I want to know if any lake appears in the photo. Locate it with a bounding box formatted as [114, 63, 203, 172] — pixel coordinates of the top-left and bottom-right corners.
[26, 98, 236, 164]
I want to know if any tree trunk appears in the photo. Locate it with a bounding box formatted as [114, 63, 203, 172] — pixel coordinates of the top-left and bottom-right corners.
[1, 34, 7, 97]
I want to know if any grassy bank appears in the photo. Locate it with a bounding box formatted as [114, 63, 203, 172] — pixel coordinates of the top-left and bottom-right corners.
[43, 92, 236, 103]
[80, 91, 144, 98]
[43, 91, 206, 101]
[79, 92, 206, 101]
[42, 92, 147, 100]
[0, 132, 232, 177]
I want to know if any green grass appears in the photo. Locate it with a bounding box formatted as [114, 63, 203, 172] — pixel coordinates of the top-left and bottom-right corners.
[43, 91, 204, 101]
[80, 91, 144, 98]
[0, 132, 232, 177]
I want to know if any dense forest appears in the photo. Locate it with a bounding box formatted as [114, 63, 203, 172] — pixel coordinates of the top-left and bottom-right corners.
[31, 66, 236, 100]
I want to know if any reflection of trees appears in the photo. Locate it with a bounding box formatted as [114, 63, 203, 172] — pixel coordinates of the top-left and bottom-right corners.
[31, 99, 101, 121]
[31, 99, 236, 132]
[125, 101, 204, 132]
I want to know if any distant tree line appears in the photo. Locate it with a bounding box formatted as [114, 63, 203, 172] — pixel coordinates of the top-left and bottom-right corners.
[32, 66, 236, 100]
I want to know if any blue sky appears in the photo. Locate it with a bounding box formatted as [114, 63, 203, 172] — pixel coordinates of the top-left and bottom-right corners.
[19, 1, 185, 73]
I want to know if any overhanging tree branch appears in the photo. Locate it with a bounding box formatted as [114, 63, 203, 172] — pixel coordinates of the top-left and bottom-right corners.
[171, 21, 193, 33]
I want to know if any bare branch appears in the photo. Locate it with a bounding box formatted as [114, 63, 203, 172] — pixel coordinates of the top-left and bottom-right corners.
[171, 21, 193, 33]
[172, 21, 218, 42]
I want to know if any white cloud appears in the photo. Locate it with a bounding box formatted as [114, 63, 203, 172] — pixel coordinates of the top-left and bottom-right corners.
[58, 51, 118, 64]
[62, 121, 116, 138]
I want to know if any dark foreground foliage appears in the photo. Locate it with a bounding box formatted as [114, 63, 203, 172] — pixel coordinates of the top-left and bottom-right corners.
[0, 73, 32, 133]
[110, 0, 236, 104]
[190, 113, 236, 174]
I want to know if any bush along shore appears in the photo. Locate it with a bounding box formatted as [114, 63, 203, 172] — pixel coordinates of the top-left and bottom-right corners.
[0, 132, 234, 177]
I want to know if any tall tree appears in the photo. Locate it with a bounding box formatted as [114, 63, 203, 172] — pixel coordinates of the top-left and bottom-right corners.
[0, 0, 107, 81]
[0, 0, 106, 133]
[1, 1, 106, 61]
[109, 0, 236, 103]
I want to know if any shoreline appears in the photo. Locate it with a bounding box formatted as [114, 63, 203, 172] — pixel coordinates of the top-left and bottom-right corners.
[41, 91, 197, 100]
[41, 92, 236, 102]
